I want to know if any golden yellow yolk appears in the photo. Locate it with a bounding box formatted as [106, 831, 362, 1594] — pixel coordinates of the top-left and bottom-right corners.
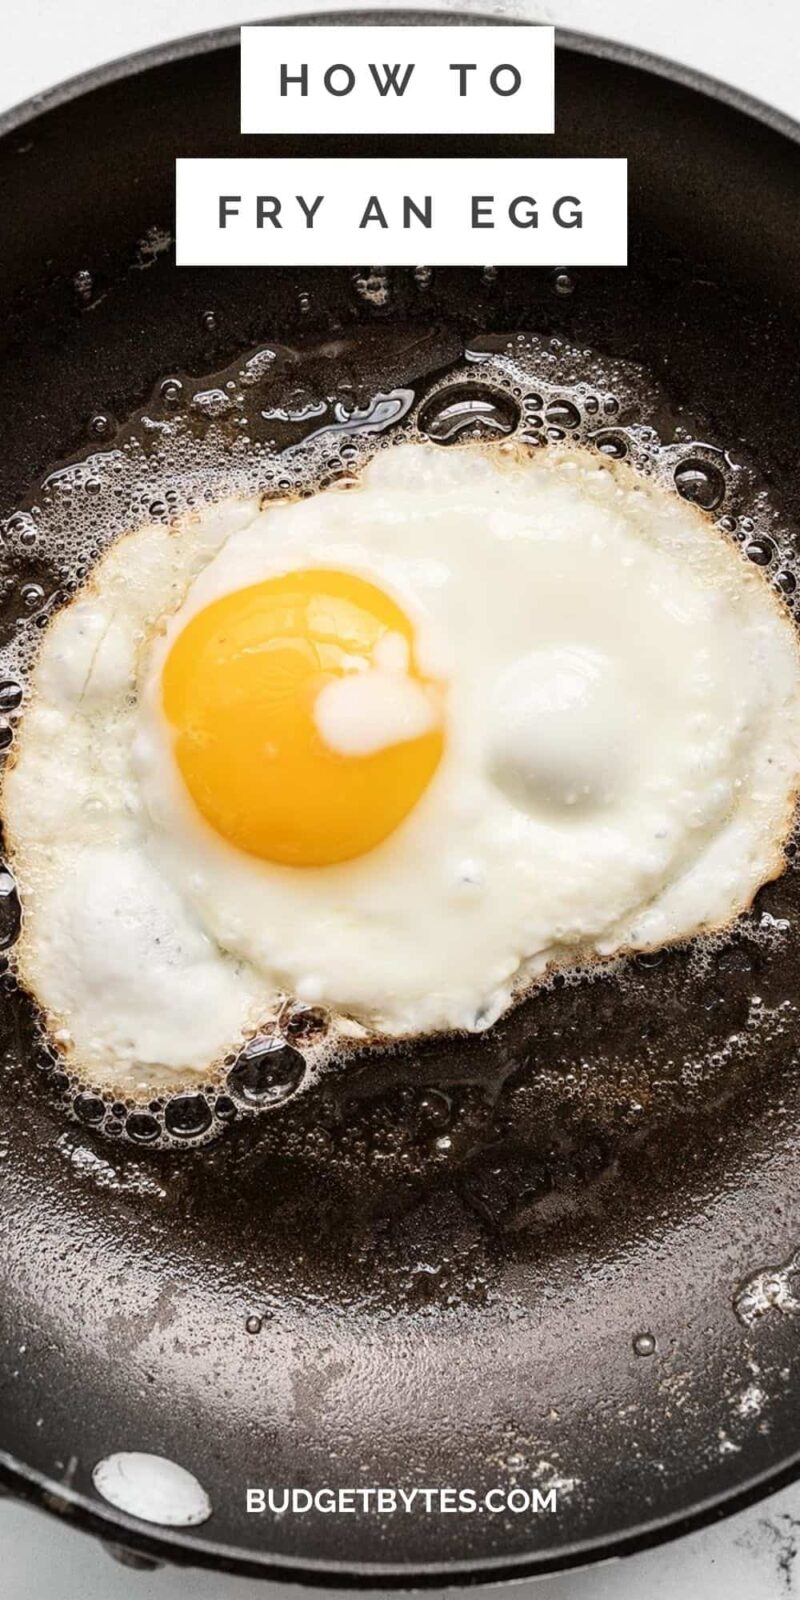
[161, 568, 445, 867]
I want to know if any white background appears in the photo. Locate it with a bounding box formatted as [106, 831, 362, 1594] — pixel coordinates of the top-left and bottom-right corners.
[1, 2, 800, 1598]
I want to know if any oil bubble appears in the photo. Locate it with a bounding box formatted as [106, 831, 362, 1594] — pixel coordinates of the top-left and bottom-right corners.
[227, 1036, 305, 1108]
[593, 430, 628, 459]
[0, 868, 20, 950]
[164, 1093, 212, 1139]
[545, 399, 580, 431]
[633, 1332, 656, 1356]
[73, 1092, 106, 1126]
[419, 384, 519, 444]
[674, 458, 725, 511]
[159, 378, 183, 406]
[746, 538, 774, 566]
[125, 1111, 161, 1144]
[0, 681, 22, 712]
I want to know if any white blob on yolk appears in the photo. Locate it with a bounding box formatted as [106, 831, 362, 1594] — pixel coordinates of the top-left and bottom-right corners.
[161, 568, 445, 866]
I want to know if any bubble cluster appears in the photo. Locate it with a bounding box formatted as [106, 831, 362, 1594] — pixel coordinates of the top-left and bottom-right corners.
[0, 316, 798, 1149]
[36, 1002, 325, 1150]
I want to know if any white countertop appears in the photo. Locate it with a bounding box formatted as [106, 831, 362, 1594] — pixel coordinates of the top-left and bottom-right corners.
[2, 1, 799, 1595]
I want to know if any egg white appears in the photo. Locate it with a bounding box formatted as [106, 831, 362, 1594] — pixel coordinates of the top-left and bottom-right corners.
[1, 497, 268, 1091]
[4, 440, 800, 1090]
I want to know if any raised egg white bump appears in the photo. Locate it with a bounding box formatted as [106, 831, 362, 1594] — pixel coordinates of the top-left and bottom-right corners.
[487, 645, 635, 814]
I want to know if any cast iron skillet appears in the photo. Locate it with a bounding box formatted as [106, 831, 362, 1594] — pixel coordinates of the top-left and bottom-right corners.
[2, 10, 800, 1586]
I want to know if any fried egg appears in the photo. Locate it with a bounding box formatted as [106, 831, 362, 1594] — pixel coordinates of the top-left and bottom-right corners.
[4, 440, 800, 1091]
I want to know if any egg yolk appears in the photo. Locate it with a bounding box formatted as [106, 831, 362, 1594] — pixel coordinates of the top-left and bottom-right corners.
[161, 568, 445, 866]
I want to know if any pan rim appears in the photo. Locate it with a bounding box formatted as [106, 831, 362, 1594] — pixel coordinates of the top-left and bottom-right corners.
[0, 9, 799, 151]
[4, 1445, 800, 1588]
[2, 8, 800, 1584]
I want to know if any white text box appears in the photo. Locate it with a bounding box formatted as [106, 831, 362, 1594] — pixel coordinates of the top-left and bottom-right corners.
[240, 25, 554, 135]
[176, 158, 628, 267]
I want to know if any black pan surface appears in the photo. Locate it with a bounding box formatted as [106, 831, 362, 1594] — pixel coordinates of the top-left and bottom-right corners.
[1, 13, 800, 1585]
